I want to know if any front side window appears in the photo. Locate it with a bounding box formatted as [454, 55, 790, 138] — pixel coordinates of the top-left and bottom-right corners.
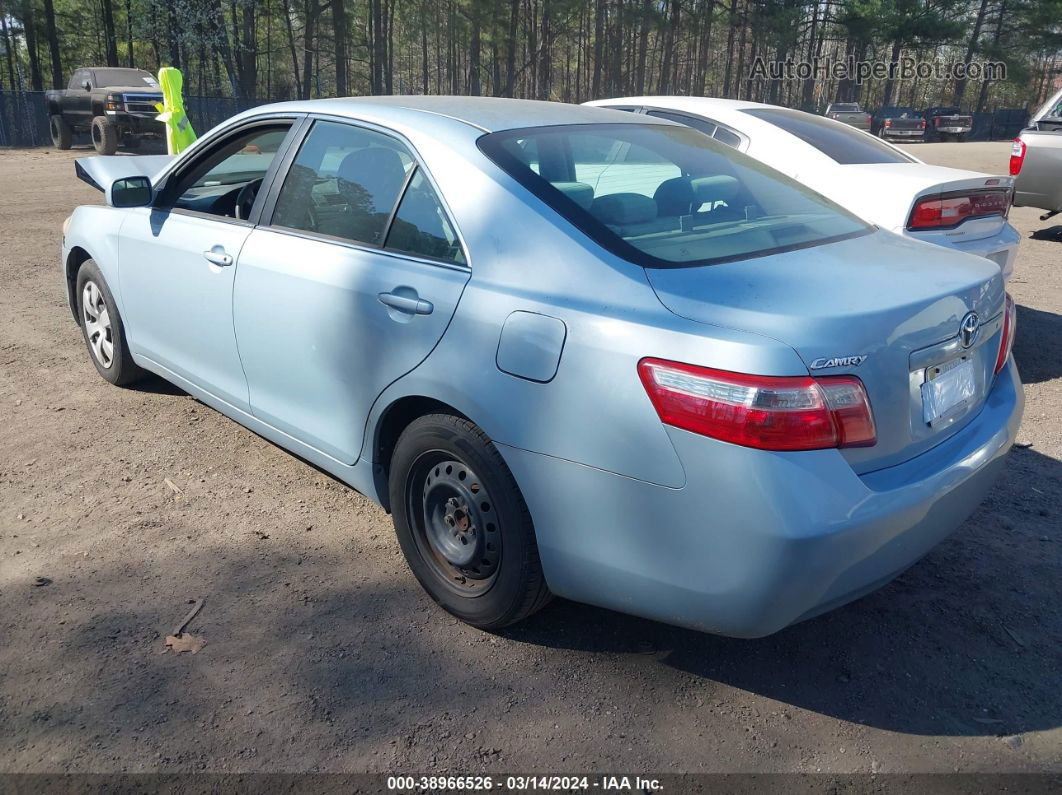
[742, 107, 912, 165]
[272, 120, 414, 246]
[479, 123, 869, 268]
[170, 125, 291, 219]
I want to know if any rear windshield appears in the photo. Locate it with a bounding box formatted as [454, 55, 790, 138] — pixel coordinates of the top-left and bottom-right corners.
[829, 104, 861, 113]
[881, 107, 918, 117]
[478, 123, 870, 268]
[92, 68, 158, 88]
[742, 107, 913, 165]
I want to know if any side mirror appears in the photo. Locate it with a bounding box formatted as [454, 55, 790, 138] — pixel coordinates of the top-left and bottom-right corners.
[109, 176, 153, 208]
[82, 79, 92, 92]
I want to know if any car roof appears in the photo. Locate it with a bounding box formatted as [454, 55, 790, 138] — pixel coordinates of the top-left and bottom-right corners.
[246, 95, 670, 134]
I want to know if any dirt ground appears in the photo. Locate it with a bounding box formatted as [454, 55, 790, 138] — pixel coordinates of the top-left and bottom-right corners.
[0, 140, 1059, 776]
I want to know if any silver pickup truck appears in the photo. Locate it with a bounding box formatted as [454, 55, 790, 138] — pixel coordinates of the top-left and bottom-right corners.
[1012, 87, 1062, 220]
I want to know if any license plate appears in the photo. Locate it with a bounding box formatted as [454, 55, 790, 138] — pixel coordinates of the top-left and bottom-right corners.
[921, 358, 977, 424]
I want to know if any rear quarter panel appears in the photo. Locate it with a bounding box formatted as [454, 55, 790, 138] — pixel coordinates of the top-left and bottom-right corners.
[1015, 130, 1062, 211]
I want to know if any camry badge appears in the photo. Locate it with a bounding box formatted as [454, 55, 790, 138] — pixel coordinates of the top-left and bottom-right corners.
[959, 312, 980, 348]
[810, 355, 868, 370]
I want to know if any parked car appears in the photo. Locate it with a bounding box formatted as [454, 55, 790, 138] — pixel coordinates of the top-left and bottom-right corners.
[1011, 86, 1062, 221]
[871, 106, 926, 140]
[922, 106, 973, 142]
[824, 102, 871, 131]
[46, 67, 164, 155]
[63, 97, 1021, 638]
[586, 97, 1019, 279]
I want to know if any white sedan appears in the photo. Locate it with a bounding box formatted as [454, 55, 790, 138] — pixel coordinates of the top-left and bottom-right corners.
[586, 96, 1019, 279]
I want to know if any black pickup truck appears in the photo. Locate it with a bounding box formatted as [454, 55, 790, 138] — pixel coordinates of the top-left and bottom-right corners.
[46, 67, 164, 155]
[922, 106, 973, 142]
[871, 106, 926, 141]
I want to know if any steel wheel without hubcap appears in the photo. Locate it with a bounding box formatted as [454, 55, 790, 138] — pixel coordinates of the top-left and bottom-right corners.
[82, 281, 114, 368]
[408, 453, 501, 596]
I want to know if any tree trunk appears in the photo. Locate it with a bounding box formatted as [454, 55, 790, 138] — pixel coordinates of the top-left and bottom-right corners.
[101, 0, 119, 66]
[125, 0, 135, 66]
[40, 0, 62, 87]
[469, 0, 481, 95]
[21, 0, 43, 89]
[722, 0, 738, 97]
[975, 0, 1006, 113]
[281, 0, 302, 98]
[591, 0, 604, 97]
[333, 0, 347, 95]
[881, 38, 903, 107]
[953, 0, 989, 108]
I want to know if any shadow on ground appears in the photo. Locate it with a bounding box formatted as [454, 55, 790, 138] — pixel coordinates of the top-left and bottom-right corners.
[1014, 303, 1062, 384]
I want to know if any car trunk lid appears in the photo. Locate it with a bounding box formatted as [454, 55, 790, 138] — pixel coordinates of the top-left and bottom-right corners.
[644, 230, 1006, 474]
[833, 163, 1013, 244]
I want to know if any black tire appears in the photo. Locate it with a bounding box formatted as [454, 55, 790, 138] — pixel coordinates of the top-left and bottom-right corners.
[91, 115, 119, 155]
[50, 114, 72, 150]
[389, 413, 551, 629]
[957, 133, 967, 143]
[75, 260, 145, 386]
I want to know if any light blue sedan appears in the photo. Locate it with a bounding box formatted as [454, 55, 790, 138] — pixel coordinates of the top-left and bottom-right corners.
[62, 97, 1022, 637]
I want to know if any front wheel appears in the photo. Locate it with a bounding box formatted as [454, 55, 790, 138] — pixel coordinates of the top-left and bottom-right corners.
[76, 260, 145, 386]
[91, 115, 118, 155]
[389, 414, 551, 629]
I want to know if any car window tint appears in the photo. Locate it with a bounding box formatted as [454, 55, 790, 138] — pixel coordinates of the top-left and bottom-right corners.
[171, 126, 290, 218]
[385, 169, 465, 264]
[647, 109, 718, 138]
[480, 123, 869, 268]
[741, 107, 913, 165]
[271, 120, 414, 246]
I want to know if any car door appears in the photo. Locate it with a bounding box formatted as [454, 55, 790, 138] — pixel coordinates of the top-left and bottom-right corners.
[117, 118, 301, 410]
[232, 117, 471, 464]
[69, 70, 92, 125]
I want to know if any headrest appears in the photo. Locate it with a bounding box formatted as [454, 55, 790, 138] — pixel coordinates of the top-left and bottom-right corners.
[692, 175, 740, 207]
[653, 177, 694, 216]
[337, 147, 406, 209]
[590, 193, 657, 226]
[552, 181, 595, 210]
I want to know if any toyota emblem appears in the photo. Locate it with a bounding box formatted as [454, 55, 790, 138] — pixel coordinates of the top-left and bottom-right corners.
[959, 311, 980, 348]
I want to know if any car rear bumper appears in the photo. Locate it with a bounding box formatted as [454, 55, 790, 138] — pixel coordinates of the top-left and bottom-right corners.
[906, 222, 1020, 281]
[884, 129, 925, 138]
[500, 359, 1022, 637]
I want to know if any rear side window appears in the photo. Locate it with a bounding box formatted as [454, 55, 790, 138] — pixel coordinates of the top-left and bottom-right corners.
[386, 170, 465, 264]
[742, 107, 913, 165]
[480, 122, 869, 268]
[271, 119, 464, 264]
[648, 110, 718, 138]
[272, 120, 414, 246]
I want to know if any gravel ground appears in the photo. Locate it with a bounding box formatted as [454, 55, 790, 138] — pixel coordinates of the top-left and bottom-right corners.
[0, 140, 1059, 775]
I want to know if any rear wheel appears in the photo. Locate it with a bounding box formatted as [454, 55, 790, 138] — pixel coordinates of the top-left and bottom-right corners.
[50, 114, 72, 150]
[389, 413, 551, 629]
[76, 260, 145, 386]
[91, 116, 118, 155]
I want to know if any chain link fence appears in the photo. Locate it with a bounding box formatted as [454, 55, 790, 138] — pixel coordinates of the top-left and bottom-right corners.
[0, 90, 269, 148]
[0, 87, 1032, 149]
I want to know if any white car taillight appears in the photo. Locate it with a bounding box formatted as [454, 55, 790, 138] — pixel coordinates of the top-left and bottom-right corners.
[907, 191, 1009, 230]
[638, 358, 876, 451]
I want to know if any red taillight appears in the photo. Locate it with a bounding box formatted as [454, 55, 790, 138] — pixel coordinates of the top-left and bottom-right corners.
[994, 294, 1016, 374]
[865, 114, 871, 125]
[934, 117, 942, 127]
[637, 358, 876, 452]
[1009, 138, 1026, 176]
[920, 119, 927, 129]
[907, 191, 1009, 230]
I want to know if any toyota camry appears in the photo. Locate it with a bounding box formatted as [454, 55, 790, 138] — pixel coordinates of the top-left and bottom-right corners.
[62, 97, 1021, 637]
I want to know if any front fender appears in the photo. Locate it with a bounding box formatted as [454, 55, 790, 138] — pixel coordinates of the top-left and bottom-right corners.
[63, 205, 129, 321]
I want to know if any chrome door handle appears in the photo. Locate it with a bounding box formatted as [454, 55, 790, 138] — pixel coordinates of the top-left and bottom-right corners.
[203, 248, 233, 267]
[378, 291, 433, 315]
